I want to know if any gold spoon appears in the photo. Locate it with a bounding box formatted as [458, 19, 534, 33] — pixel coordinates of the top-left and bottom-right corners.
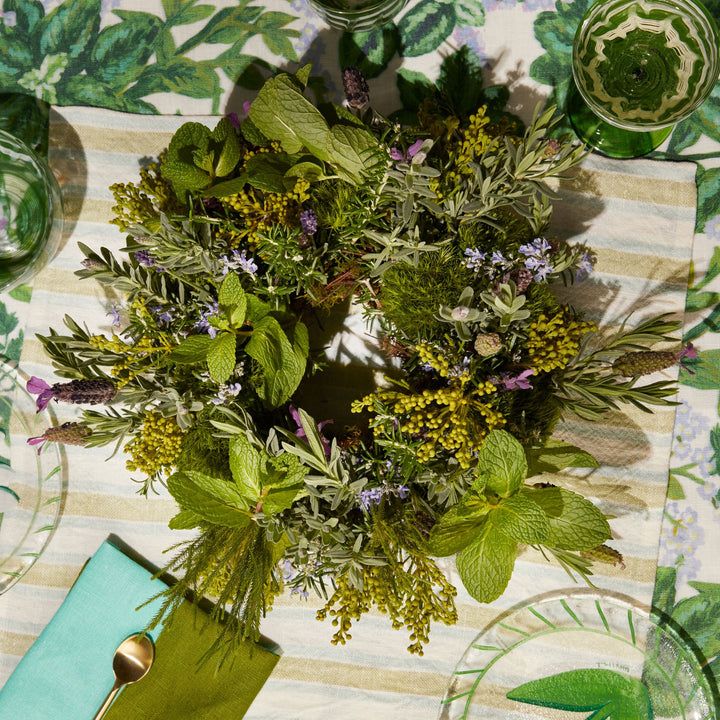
[92, 633, 155, 720]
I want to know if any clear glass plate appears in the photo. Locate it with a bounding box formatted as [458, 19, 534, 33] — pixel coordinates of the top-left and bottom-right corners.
[439, 591, 716, 720]
[0, 363, 63, 594]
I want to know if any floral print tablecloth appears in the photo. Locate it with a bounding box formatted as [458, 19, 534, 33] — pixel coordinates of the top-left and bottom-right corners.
[1, 0, 720, 713]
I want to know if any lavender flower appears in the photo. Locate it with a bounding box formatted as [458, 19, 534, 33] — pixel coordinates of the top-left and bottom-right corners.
[107, 306, 121, 327]
[358, 483, 410, 510]
[194, 301, 219, 338]
[300, 209, 318, 235]
[573, 251, 595, 281]
[341, 66, 369, 108]
[211, 382, 242, 405]
[220, 249, 258, 276]
[134, 249, 156, 267]
[491, 368, 535, 392]
[27, 376, 117, 412]
[463, 247, 486, 272]
[519, 237, 555, 282]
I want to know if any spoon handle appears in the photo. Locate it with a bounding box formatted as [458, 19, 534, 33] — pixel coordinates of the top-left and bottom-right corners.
[92, 680, 122, 720]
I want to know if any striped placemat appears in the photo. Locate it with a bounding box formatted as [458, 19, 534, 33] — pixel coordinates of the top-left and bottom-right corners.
[0, 106, 698, 719]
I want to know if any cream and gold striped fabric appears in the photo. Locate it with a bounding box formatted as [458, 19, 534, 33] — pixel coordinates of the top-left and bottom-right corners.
[0, 107, 699, 719]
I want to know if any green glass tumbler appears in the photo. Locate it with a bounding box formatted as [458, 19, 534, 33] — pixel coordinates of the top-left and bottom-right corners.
[570, 0, 720, 158]
[0, 130, 63, 291]
[306, 0, 407, 31]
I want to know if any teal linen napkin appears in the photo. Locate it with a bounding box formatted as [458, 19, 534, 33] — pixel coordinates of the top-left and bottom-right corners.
[0, 540, 168, 719]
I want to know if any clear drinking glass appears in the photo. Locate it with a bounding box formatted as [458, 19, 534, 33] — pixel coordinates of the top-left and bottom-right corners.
[0, 129, 63, 291]
[569, 0, 720, 158]
[306, 0, 408, 31]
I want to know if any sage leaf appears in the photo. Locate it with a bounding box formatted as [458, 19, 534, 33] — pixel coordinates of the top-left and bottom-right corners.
[207, 331, 237, 383]
[456, 523, 518, 603]
[492, 494, 549, 544]
[167, 469, 249, 527]
[478, 429, 527, 497]
[522, 486, 611, 550]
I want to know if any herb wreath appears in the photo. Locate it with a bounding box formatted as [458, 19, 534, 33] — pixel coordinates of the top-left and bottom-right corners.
[31, 60, 687, 658]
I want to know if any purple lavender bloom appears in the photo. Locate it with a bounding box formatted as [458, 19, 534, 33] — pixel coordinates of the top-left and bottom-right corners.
[27, 376, 54, 412]
[574, 251, 595, 281]
[407, 139, 424, 158]
[463, 247, 486, 272]
[107, 306, 121, 327]
[390, 147, 405, 161]
[519, 237, 552, 256]
[491, 368, 535, 392]
[358, 487, 384, 509]
[490, 251, 506, 265]
[234, 249, 258, 275]
[134, 250, 155, 267]
[194, 301, 219, 338]
[300, 209, 318, 235]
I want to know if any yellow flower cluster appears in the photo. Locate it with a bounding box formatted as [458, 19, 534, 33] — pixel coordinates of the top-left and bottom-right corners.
[88, 327, 171, 388]
[124, 411, 184, 478]
[110, 161, 182, 231]
[317, 553, 457, 655]
[356, 375, 504, 468]
[523, 308, 595, 372]
[415, 343, 450, 377]
[224, 176, 311, 246]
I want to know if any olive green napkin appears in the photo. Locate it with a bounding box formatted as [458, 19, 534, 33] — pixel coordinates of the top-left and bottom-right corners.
[104, 598, 279, 720]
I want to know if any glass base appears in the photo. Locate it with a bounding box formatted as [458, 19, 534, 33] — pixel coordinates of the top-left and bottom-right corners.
[566, 85, 673, 159]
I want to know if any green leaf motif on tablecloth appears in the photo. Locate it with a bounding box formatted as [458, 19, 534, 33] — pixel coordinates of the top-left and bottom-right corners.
[0, 0, 301, 113]
[678, 350, 720, 388]
[339, 27, 399, 80]
[530, 0, 590, 117]
[90, 10, 162, 86]
[455, 0, 485, 28]
[398, 0, 456, 57]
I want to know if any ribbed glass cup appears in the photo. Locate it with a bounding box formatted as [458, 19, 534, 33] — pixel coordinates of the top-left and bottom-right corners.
[307, 0, 407, 31]
[0, 130, 63, 291]
[569, 0, 720, 157]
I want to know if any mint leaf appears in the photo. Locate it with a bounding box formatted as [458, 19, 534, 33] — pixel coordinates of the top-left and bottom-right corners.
[218, 272, 247, 327]
[522, 486, 611, 550]
[229, 434, 263, 499]
[327, 124, 381, 183]
[168, 508, 203, 529]
[248, 73, 330, 159]
[161, 121, 212, 200]
[493, 494, 549, 544]
[204, 174, 248, 198]
[285, 159, 326, 183]
[261, 453, 307, 514]
[478, 429, 527, 497]
[209, 117, 241, 177]
[456, 523, 518, 603]
[245, 152, 295, 193]
[246, 316, 308, 407]
[427, 505, 488, 556]
[167, 469, 250, 527]
[526, 439, 599, 476]
[168, 334, 212, 363]
[207, 331, 237, 383]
